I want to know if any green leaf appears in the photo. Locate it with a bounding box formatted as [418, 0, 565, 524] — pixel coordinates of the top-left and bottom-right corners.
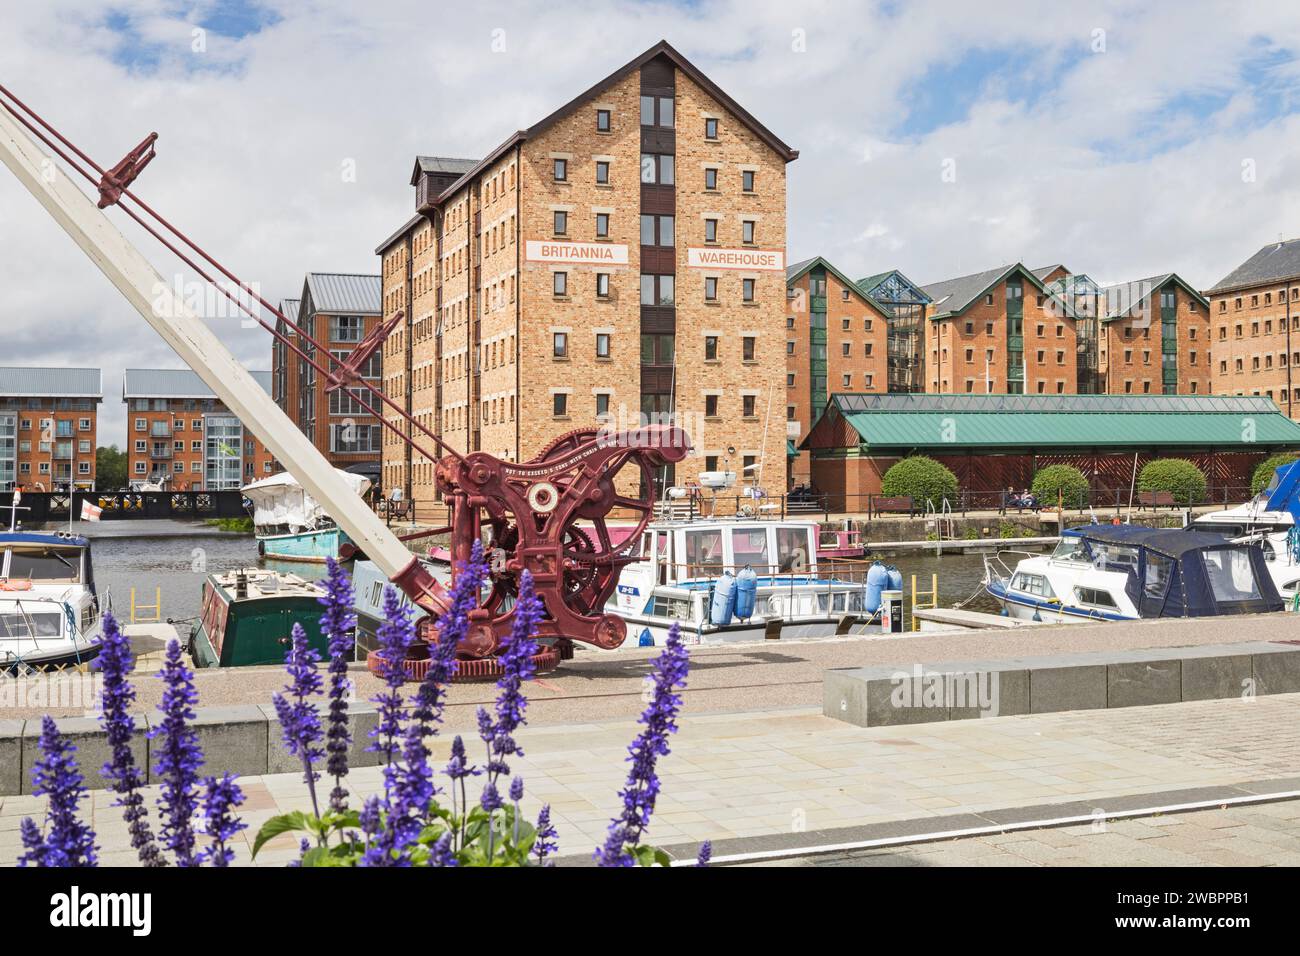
[252, 811, 311, 859]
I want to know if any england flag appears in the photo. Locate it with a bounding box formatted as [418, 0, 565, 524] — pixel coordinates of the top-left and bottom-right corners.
[80, 500, 103, 522]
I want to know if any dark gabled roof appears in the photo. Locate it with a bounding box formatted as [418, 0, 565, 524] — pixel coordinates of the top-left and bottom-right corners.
[856, 269, 931, 306]
[786, 255, 890, 316]
[409, 156, 479, 185]
[0, 367, 101, 398]
[1030, 264, 1067, 281]
[1101, 273, 1209, 322]
[429, 40, 798, 205]
[1209, 238, 1300, 294]
[921, 262, 1057, 319]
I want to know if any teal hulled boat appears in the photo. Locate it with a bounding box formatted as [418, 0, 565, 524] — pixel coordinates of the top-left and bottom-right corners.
[242, 469, 371, 563]
[189, 569, 333, 667]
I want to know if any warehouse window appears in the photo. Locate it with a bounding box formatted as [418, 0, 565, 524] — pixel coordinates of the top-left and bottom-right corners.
[596, 273, 610, 298]
[553, 158, 567, 182]
[704, 168, 718, 191]
[705, 395, 719, 417]
[742, 336, 756, 361]
[552, 393, 568, 417]
[742, 170, 755, 192]
[596, 109, 611, 132]
[553, 210, 567, 235]
[742, 220, 755, 244]
[704, 218, 718, 242]
[595, 161, 609, 184]
[596, 333, 610, 359]
[640, 95, 674, 128]
[553, 272, 567, 297]
[705, 336, 719, 360]
[705, 277, 718, 302]
[552, 332, 568, 357]
[596, 213, 609, 238]
[742, 278, 755, 302]
[640, 153, 674, 185]
[704, 117, 718, 139]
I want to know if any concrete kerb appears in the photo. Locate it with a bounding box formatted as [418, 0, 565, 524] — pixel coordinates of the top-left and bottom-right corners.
[2, 702, 382, 796]
[824, 640, 1300, 728]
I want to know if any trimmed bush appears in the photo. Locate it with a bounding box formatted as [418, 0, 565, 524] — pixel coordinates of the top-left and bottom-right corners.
[1251, 453, 1299, 495]
[880, 456, 958, 505]
[1137, 458, 1206, 506]
[1031, 464, 1090, 509]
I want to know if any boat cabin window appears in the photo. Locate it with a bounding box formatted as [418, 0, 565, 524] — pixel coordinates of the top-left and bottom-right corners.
[1011, 573, 1054, 598]
[1053, 537, 1092, 562]
[1143, 552, 1174, 599]
[683, 528, 724, 577]
[775, 527, 810, 572]
[1202, 548, 1263, 603]
[1189, 522, 1245, 541]
[732, 528, 769, 570]
[0, 611, 63, 638]
[1074, 586, 1118, 609]
[3, 547, 83, 583]
[1090, 542, 1139, 573]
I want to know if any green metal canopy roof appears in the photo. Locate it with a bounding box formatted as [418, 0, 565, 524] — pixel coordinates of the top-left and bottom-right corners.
[802, 393, 1300, 453]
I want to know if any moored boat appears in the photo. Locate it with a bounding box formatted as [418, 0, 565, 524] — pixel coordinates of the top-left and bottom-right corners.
[242, 469, 371, 563]
[189, 568, 331, 667]
[0, 530, 104, 670]
[984, 523, 1283, 623]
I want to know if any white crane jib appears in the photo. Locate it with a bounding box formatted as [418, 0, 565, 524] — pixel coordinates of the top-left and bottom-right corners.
[0, 99, 422, 589]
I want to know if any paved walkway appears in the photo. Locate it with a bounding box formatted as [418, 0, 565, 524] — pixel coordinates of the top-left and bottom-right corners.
[5, 691, 1298, 866]
[779, 800, 1300, 867]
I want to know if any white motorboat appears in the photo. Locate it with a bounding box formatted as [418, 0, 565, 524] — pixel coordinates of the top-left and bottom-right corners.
[984, 524, 1283, 624]
[0, 531, 105, 670]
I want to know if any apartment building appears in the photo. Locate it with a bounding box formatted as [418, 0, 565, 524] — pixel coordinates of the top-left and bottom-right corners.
[288, 273, 384, 471]
[0, 367, 102, 491]
[921, 263, 1080, 395]
[272, 296, 301, 422]
[784, 256, 890, 486]
[376, 40, 798, 508]
[856, 269, 932, 394]
[122, 369, 275, 490]
[1099, 274, 1210, 396]
[1207, 238, 1300, 417]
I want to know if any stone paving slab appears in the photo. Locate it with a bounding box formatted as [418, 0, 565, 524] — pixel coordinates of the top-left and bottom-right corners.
[4, 691, 1299, 867]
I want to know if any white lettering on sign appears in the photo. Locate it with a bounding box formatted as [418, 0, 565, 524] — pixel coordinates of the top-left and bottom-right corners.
[525, 240, 629, 265]
[687, 248, 784, 271]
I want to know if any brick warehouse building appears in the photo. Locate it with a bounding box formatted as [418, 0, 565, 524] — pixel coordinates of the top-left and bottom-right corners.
[785, 256, 891, 488]
[123, 369, 275, 490]
[0, 367, 102, 491]
[1207, 237, 1300, 418]
[276, 273, 385, 472]
[375, 40, 798, 513]
[1098, 273, 1209, 396]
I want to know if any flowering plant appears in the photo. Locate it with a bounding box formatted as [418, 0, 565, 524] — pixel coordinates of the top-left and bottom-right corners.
[19, 552, 700, 869]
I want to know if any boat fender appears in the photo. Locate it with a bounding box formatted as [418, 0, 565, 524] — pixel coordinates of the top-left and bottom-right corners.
[886, 565, 904, 592]
[709, 571, 737, 626]
[865, 562, 888, 613]
[734, 566, 758, 620]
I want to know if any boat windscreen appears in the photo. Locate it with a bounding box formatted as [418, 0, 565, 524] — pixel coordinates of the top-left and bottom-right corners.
[0, 611, 63, 638]
[1201, 547, 1265, 604]
[5, 548, 82, 582]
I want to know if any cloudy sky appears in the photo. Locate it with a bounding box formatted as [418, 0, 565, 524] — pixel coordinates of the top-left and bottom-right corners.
[2, 0, 1299, 443]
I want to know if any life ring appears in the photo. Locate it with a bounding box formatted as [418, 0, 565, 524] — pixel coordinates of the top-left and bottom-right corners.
[0, 580, 33, 591]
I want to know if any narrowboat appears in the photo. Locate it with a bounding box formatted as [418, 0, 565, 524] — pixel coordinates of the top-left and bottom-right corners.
[984, 524, 1284, 623]
[242, 469, 371, 563]
[189, 568, 332, 667]
[0, 530, 104, 670]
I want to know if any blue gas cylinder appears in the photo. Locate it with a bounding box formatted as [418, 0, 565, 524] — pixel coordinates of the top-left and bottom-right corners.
[709, 571, 737, 626]
[734, 566, 758, 620]
[865, 561, 888, 613]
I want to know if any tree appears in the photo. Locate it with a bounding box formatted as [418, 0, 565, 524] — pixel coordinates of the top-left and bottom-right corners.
[96, 445, 128, 490]
[880, 456, 958, 505]
[1137, 458, 1206, 506]
[1251, 453, 1299, 495]
[1031, 464, 1090, 508]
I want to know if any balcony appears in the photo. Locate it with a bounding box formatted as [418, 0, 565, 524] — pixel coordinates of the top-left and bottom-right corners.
[150, 423, 171, 438]
[150, 446, 173, 460]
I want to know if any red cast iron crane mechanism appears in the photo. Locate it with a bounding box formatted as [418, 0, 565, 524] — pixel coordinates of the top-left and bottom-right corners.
[0, 83, 690, 679]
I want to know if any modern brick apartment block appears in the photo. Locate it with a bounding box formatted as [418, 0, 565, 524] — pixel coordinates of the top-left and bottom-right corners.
[0, 367, 102, 491]
[122, 369, 275, 490]
[272, 296, 301, 422]
[1207, 238, 1300, 417]
[1099, 274, 1210, 397]
[289, 273, 384, 472]
[785, 257, 889, 486]
[856, 269, 932, 394]
[921, 263, 1080, 395]
[376, 41, 797, 512]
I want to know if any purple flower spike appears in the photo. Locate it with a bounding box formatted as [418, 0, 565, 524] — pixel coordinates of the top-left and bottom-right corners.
[198, 773, 246, 867]
[96, 611, 163, 866]
[272, 623, 325, 820]
[595, 622, 689, 867]
[318, 558, 356, 812]
[534, 805, 558, 866]
[481, 570, 542, 782]
[695, 840, 712, 867]
[18, 716, 97, 867]
[150, 639, 203, 866]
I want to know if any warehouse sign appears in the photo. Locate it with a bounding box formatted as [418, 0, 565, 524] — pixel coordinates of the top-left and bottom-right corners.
[525, 240, 629, 265]
[687, 247, 785, 271]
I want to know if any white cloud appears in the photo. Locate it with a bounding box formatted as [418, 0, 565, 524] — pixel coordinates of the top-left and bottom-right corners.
[1, 0, 1299, 446]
